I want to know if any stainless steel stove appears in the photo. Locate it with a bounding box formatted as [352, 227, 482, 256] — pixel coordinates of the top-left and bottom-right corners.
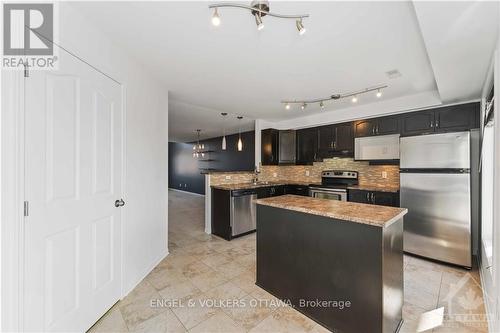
[309, 170, 358, 201]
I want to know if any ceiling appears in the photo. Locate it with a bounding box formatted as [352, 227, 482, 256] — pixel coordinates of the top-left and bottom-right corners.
[71, 1, 498, 141]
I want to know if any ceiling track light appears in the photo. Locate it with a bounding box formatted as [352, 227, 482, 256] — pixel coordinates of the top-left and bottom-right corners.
[281, 84, 388, 110]
[209, 1, 308, 34]
[237, 116, 243, 151]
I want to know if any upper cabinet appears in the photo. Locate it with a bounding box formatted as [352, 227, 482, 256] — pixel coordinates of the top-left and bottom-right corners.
[401, 102, 479, 136]
[278, 130, 296, 164]
[296, 127, 318, 165]
[261, 128, 279, 165]
[354, 116, 400, 137]
[318, 122, 354, 158]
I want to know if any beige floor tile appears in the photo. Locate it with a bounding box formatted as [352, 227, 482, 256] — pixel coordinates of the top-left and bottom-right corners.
[199, 253, 233, 270]
[189, 310, 245, 333]
[158, 280, 201, 301]
[222, 294, 275, 331]
[129, 310, 186, 333]
[214, 260, 252, 279]
[203, 281, 248, 301]
[189, 269, 230, 292]
[181, 261, 215, 279]
[248, 306, 316, 333]
[170, 294, 219, 330]
[145, 266, 188, 291]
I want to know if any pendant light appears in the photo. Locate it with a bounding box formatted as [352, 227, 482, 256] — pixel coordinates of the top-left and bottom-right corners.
[221, 112, 227, 150]
[237, 116, 243, 151]
[193, 129, 204, 158]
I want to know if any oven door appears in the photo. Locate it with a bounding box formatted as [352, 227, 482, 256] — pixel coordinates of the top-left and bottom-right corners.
[309, 188, 347, 201]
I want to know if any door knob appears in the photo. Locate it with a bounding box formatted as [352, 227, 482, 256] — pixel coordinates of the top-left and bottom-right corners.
[115, 199, 125, 207]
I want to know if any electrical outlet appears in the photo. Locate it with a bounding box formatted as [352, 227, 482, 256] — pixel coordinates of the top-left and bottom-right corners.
[225, 175, 231, 180]
[382, 171, 387, 179]
[273, 173, 277, 178]
[305, 170, 310, 176]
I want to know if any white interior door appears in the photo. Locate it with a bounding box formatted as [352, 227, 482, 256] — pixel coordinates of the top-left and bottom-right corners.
[24, 49, 123, 332]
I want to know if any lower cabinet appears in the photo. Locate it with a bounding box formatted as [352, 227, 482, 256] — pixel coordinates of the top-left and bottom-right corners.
[211, 188, 232, 240]
[256, 185, 285, 199]
[348, 189, 399, 207]
[284, 185, 310, 196]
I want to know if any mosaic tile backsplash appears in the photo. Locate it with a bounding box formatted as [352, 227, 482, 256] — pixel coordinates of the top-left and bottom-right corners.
[210, 158, 399, 188]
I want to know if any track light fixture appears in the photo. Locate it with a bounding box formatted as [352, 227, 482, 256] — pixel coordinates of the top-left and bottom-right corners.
[209, 1, 308, 34]
[237, 116, 243, 151]
[281, 85, 388, 110]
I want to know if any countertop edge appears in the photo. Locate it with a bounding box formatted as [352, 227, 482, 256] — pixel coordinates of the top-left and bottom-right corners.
[256, 196, 407, 228]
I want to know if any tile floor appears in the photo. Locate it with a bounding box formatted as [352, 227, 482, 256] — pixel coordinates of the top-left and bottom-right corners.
[89, 190, 489, 333]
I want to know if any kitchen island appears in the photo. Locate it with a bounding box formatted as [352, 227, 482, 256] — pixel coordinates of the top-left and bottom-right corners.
[255, 195, 407, 333]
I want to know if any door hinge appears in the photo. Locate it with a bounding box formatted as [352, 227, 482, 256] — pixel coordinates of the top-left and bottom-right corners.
[24, 64, 29, 78]
[24, 201, 29, 217]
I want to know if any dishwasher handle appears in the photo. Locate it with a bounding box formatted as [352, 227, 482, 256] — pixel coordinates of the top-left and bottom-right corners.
[232, 189, 257, 197]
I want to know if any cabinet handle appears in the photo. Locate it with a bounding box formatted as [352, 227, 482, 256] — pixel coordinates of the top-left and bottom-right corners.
[366, 193, 369, 201]
[371, 193, 375, 203]
[435, 120, 439, 128]
[430, 121, 433, 128]
[333, 141, 336, 149]
[376, 125, 379, 134]
[372, 127, 375, 134]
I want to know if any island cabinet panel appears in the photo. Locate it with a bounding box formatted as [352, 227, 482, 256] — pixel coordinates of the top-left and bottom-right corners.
[296, 128, 319, 165]
[211, 188, 231, 240]
[256, 205, 403, 333]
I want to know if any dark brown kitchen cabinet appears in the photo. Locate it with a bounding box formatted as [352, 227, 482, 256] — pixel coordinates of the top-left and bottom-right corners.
[434, 102, 479, 132]
[261, 129, 279, 165]
[284, 185, 310, 196]
[354, 119, 377, 137]
[348, 189, 399, 207]
[318, 122, 353, 158]
[334, 122, 354, 154]
[296, 127, 319, 165]
[354, 116, 399, 137]
[401, 102, 479, 136]
[256, 185, 285, 198]
[211, 188, 231, 240]
[400, 111, 435, 136]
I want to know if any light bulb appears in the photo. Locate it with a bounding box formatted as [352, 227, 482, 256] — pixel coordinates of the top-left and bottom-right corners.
[201, 144, 205, 149]
[193, 145, 196, 150]
[212, 8, 221, 26]
[285, 103, 290, 110]
[352, 95, 358, 103]
[320, 101, 324, 109]
[296, 19, 306, 35]
[222, 136, 226, 150]
[237, 137, 243, 151]
[376, 89, 382, 98]
[255, 13, 264, 30]
[301, 103, 307, 110]
[201, 153, 205, 157]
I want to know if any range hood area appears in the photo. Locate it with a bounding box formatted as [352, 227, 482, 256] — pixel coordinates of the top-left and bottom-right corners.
[354, 134, 400, 161]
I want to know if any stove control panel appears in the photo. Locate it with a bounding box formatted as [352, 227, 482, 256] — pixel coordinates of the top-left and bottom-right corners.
[321, 170, 358, 179]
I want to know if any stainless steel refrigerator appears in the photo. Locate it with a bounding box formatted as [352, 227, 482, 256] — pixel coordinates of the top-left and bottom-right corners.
[400, 131, 476, 268]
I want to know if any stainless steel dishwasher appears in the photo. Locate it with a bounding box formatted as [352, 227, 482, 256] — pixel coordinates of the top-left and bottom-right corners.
[230, 189, 257, 237]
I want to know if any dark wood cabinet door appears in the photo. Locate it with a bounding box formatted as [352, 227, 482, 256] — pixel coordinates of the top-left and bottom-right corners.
[354, 119, 377, 137]
[296, 128, 318, 165]
[333, 122, 354, 155]
[401, 111, 435, 136]
[376, 116, 400, 135]
[435, 102, 479, 132]
[347, 189, 371, 204]
[211, 188, 231, 240]
[318, 125, 335, 157]
[261, 129, 279, 165]
[285, 185, 310, 196]
[373, 191, 399, 207]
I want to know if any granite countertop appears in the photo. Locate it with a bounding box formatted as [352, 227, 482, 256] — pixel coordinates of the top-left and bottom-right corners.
[347, 184, 400, 193]
[255, 195, 407, 228]
[211, 181, 319, 191]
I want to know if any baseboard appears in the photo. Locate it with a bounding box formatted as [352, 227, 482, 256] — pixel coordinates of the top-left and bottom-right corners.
[168, 188, 205, 197]
[478, 249, 496, 332]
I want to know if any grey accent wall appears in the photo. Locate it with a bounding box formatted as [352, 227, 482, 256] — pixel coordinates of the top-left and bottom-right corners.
[168, 131, 255, 195]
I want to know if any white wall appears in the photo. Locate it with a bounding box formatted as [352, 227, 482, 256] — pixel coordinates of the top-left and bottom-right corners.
[54, 3, 170, 296]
